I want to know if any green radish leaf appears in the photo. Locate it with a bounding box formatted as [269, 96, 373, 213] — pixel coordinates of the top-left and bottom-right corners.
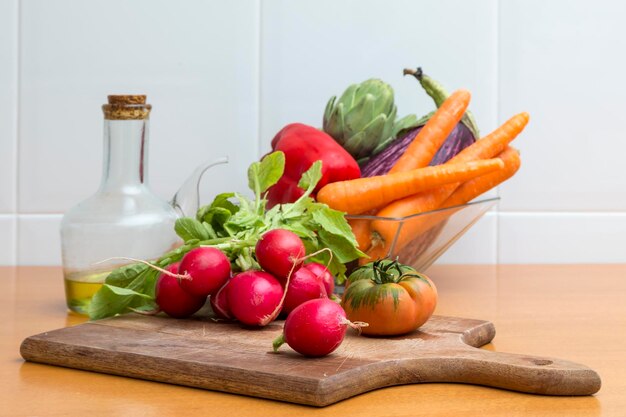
[280, 221, 317, 239]
[104, 263, 149, 288]
[89, 268, 154, 320]
[311, 206, 359, 247]
[317, 230, 364, 264]
[202, 207, 233, 235]
[175, 217, 210, 242]
[247, 151, 285, 196]
[128, 303, 159, 312]
[224, 208, 265, 236]
[297, 160, 323, 194]
[197, 193, 239, 223]
[263, 203, 282, 225]
[101, 284, 154, 299]
[88, 264, 158, 320]
[279, 198, 313, 220]
[303, 237, 347, 284]
[88, 286, 132, 320]
[142, 269, 161, 298]
[202, 221, 218, 239]
[209, 192, 239, 214]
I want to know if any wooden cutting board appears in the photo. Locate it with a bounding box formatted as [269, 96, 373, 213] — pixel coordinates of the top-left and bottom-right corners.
[20, 314, 601, 406]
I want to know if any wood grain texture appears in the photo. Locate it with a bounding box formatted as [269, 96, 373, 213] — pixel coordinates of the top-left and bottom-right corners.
[20, 313, 600, 406]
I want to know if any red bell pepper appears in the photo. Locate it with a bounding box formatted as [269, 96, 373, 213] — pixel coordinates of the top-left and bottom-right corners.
[267, 123, 361, 208]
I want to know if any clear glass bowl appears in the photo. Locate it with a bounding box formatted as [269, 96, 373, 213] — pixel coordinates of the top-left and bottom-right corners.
[346, 197, 499, 271]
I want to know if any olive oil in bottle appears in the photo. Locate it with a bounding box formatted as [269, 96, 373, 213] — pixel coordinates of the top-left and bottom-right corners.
[63, 270, 111, 314]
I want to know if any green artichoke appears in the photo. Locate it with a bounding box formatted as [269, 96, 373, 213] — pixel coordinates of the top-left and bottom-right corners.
[323, 79, 415, 164]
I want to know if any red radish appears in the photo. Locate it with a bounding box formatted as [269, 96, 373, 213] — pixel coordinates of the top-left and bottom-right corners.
[227, 271, 284, 326]
[210, 280, 232, 319]
[179, 247, 231, 297]
[303, 262, 335, 296]
[282, 268, 327, 315]
[155, 263, 206, 318]
[255, 229, 305, 282]
[273, 298, 361, 357]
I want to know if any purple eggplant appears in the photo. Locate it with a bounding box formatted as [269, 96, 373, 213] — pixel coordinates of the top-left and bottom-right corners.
[429, 122, 475, 165]
[360, 68, 480, 177]
[361, 127, 419, 177]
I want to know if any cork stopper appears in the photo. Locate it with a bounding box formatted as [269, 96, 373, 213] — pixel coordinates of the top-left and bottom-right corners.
[102, 95, 152, 120]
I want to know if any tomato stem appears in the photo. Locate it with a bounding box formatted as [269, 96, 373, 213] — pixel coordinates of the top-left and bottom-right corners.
[370, 258, 428, 285]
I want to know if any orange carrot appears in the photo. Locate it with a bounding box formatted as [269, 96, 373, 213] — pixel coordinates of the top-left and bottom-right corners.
[365, 148, 520, 262]
[389, 89, 471, 173]
[348, 218, 373, 252]
[317, 158, 504, 215]
[441, 146, 521, 209]
[360, 207, 455, 265]
[369, 112, 529, 256]
[447, 112, 529, 164]
[364, 190, 448, 263]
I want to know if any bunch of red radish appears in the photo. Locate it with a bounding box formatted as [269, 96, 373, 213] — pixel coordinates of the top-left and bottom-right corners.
[155, 229, 358, 357]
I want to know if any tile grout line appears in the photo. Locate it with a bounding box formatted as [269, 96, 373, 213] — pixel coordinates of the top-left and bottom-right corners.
[12, 0, 20, 265]
[494, 0, 502, 266]
[256, 0, 263, 159]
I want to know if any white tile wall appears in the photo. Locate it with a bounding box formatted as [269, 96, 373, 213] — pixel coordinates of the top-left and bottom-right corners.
[260, 0, 498, 150]
[0, 0, 17, 213]
[17, 215, 62, 265]
[499, 0, 626, 212]
[2, 0, 625, 265]
[19, 0, 259, 213]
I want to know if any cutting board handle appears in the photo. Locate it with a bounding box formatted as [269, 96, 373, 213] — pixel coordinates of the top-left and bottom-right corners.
[413, 347, 601, 395]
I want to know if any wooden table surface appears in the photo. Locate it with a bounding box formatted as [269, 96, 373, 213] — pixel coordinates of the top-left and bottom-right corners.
[1, 265, 624, 417]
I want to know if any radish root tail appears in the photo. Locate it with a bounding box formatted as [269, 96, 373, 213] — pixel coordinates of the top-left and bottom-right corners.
[340, 317, 369, 335]
[297, 247, 333, 264]
[258, 249, 303, 326]
[93, 256, 192, 281]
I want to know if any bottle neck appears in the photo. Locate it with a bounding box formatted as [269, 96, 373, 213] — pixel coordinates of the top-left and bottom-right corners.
[100, 119, 149, 192]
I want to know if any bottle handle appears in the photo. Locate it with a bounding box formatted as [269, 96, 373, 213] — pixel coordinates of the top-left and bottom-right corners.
[171, 156, 229, 218]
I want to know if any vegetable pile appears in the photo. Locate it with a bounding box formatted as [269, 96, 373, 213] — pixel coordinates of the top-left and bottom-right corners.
[86, 65, 529, 358]
[316, 67, 529, 259]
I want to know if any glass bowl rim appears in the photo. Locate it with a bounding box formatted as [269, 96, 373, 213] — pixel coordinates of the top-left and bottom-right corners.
[344, 196, 500, 222]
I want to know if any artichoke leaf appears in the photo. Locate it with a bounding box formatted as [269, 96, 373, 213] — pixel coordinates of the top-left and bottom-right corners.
[370, 113, 423, 157]
[323, 96, 337, 128]
[337, 83, 359, 109]
[344, 93, 377, 135]
[343, 113, 387, 159]
[341, 131, 368, 158]
[359, 112, 387, 144]
[381, 104, 398, 140]
[359, 80, 393, 110]
[324, 101, 346, 142]
[393, 113, 422, 137]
